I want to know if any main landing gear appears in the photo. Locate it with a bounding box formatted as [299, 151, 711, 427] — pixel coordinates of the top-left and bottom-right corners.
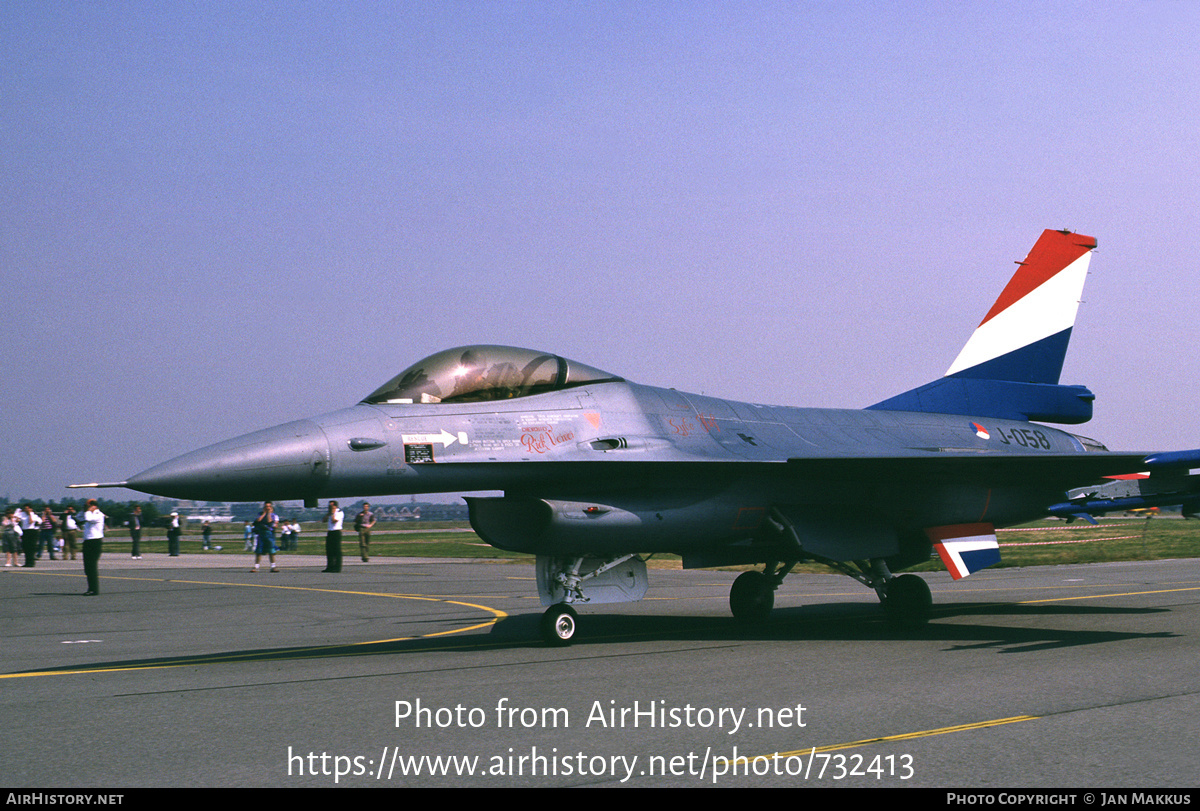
[729, 556, 932, 628]
[738, 509, 933, 628]
[822, 557, 932, 627]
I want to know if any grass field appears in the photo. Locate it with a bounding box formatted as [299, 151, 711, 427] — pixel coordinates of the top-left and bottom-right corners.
[909, 515, 1200, 572]
[104, 515, 1200, 574]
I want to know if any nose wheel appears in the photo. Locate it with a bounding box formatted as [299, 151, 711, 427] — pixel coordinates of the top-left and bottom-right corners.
[541, 604, 578, 646]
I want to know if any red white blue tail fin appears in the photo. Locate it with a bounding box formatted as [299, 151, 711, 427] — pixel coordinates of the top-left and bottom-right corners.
[926, 523, 1000, 580]
[945, 229, 1096, 383]
[869, 230, 1098, 424]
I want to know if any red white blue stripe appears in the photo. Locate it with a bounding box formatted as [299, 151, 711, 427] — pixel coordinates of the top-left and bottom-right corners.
[926, 523, 1000, 580]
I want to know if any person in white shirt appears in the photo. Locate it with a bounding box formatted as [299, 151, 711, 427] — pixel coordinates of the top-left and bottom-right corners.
[323, 501, 344, 573]
[81, 499, 106, 596]
[18, 504, 40, 567]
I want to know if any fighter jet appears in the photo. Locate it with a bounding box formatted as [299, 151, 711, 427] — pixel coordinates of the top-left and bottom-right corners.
[74, 229, 1200, 644]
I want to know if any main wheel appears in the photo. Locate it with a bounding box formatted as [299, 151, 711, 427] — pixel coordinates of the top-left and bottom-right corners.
[882, 574, 932, 627]
[729, 571, 775, 624]
[541, 604, 578, 646]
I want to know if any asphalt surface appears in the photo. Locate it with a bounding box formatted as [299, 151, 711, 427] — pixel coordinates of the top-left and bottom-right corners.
[2, 551, 1198, 788]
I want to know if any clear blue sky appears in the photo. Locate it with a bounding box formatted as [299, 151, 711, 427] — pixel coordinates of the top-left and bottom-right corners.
[3, 1, 1198, 500]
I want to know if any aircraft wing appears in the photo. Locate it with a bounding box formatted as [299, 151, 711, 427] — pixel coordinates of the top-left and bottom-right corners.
[422, 451, 1152, 499]
[783, 450, 1154, 489]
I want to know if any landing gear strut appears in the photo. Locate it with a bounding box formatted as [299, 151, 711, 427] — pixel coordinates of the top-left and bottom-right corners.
[827, 558, 932, 627]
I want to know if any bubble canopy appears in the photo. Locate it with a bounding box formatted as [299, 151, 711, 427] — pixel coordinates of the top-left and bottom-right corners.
[361, 345, 624, 405]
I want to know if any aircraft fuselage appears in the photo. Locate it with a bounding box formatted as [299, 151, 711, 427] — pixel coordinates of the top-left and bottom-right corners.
[125, 378, 1096, 561]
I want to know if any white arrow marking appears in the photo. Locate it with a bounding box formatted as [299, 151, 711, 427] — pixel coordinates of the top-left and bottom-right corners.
[401, 429, 463, 447]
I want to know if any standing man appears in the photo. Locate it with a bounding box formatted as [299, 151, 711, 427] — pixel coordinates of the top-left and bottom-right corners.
[62, 506, 79, 561]
[40, 507, 59, 560]
[251, 501, 279, 572]
[323, 500, 343, 573]
[18, 504, 40, 567]
[128, 505, 143, 559]
[81, 499, 105, 596]
[167, 511, 185, 556]
[354, 502, 376, 563]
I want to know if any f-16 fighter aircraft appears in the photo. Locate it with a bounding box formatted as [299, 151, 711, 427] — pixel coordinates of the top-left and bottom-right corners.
[74, 229, 1200, 644]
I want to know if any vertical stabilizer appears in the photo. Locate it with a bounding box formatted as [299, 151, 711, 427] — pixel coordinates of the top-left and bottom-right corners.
[945, 229, 1096, 383]
[868, 230, 1097, 424]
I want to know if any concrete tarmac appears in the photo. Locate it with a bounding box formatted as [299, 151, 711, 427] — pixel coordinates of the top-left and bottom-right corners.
[2, 552, 1198, 788]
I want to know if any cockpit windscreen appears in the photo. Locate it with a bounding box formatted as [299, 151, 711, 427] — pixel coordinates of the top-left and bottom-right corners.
[361, 345, 623, 405]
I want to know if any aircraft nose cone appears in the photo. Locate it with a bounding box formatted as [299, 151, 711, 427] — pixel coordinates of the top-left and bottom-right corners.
[126, 419, 331, 502]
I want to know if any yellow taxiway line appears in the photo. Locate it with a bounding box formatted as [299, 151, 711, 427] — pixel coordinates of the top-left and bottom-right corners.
[1, 570, 507, 679]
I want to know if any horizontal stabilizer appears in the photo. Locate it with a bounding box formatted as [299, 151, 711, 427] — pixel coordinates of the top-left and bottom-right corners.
[869, 379, 1094, 424]
[927, 523, 999, 579]
[1144, 448, 1200, 469]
